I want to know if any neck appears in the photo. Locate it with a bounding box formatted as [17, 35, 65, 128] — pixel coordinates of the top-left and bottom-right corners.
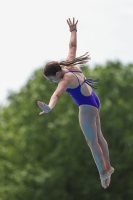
[61, 69, 67, 78]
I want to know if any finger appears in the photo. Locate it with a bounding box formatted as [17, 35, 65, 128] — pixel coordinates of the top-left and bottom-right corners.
[37, 101, 47, 105]
[67, 19, 70, 25]
[37, 102, 47, 108]
[39, 111, 45, 115]
[37, 103, 45, 109]
[37, 102, 43, 107]
[42, 102, 47, 106]
[37, 101, 43, 106]
[68, 18, 72, 25]
[75, 20, 78, 25]
[41, 104, 48, 108]
[73, 17, 75, 24]
[37, 103, 42, 108]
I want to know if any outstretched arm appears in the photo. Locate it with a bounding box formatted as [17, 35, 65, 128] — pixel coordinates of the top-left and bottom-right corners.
[37, 77, 70, 115]
[66, 17, 78, 61]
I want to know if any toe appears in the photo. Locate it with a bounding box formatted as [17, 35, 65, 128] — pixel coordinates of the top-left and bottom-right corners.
[106, 176, 111, 187]
[101, 178, 107, 189]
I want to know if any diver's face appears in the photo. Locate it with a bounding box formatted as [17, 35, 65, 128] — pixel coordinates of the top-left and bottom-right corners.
[46, 75, 60, 83]
[46, 70, 62, 83]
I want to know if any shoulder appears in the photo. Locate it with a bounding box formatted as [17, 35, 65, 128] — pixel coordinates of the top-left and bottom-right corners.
[61, 73, 72, 84]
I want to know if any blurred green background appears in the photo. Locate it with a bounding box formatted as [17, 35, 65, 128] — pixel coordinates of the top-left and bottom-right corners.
[0, 61, 133, 200]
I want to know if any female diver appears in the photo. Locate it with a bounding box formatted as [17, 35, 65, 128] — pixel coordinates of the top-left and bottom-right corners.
[37, 17, 114, 189]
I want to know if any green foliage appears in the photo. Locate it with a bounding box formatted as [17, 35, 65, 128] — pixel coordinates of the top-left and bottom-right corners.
[0, 61, 133, 199]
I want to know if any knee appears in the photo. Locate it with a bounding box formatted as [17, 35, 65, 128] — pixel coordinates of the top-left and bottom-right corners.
[86, 139, 98, 148]
[98, 136, 108, 146]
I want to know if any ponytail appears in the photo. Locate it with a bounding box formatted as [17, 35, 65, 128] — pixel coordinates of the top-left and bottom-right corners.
[59, 52, 91, 66]
[44, 52, 91, 76]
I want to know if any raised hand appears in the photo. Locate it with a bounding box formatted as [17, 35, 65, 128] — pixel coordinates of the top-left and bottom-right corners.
[67, 17, 78, 32]
[37, 101, 51, 115]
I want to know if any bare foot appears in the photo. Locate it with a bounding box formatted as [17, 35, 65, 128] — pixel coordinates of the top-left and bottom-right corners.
[100, 171, 110, 180]
[100, 171, 110, 189]
[100, 167, 114, 189]
[105, 176, 111, 187]
[100, 178, 107, 189]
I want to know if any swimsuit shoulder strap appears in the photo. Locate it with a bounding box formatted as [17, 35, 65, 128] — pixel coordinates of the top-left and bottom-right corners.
[63, 69, 100, 89]
[63, 69, 83, 85]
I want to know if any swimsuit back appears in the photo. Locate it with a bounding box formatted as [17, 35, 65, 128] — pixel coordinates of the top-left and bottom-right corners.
[63, 69, 100, 108]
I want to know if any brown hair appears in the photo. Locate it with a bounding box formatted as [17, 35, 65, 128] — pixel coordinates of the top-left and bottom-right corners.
[43, 52, 91, 76]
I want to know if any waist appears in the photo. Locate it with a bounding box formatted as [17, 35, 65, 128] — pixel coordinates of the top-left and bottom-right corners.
[66, 87, 100, 107]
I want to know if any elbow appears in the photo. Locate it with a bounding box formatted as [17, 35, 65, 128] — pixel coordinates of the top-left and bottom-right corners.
[55, 92, 64, 99]
[55, 94, 59, 99]
[51, 94, 59, 99]
[56, 94, 61, 99]
[52, 94, 60, 100]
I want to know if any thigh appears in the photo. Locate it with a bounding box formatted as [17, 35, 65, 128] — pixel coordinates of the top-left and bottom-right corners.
[78, 105, 98, 143]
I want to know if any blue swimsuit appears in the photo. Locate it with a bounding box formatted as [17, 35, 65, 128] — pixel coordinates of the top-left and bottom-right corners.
[64, 69, 100, 108]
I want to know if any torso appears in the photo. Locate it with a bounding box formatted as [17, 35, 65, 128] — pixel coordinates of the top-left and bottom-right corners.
[63, 66, 92, 96]
[62, 66, 100, 109]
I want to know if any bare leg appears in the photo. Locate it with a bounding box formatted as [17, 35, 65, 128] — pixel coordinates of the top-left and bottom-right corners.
[96, 113, 113, 170]
[96, 112, 114, 188]
[96, 112, 114, 187]
[78, 106, 107, 175]
[78, 105, 113, 189]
